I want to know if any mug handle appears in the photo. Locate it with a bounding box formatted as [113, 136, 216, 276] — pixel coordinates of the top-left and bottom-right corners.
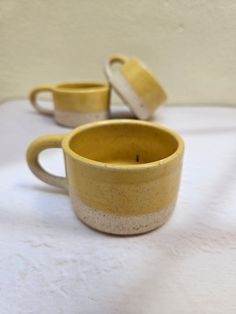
[26, 134, 67, 190]
[29, 84, 54, 115]
[105, 54, 129, 79]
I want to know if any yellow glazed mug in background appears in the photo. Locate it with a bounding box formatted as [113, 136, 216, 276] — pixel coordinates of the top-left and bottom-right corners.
[26, 119, 184, 235]
[105, 54, 167, 120]
[29, 82, 110, 127]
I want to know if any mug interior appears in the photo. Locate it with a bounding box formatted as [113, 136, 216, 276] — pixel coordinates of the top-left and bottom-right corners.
[56, 82, 107, 92]
[68, 122, 179, 165]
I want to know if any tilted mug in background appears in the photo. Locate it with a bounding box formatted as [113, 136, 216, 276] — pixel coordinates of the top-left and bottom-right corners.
[26, 119, 184, 235]
[29, 82, 110, 127]
[105, 54, 167, 120]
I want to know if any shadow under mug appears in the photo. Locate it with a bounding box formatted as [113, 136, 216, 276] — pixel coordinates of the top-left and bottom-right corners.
[26, 119, 184, 235]
[105, 54, 167, 120]
[29, 82, 110, 127]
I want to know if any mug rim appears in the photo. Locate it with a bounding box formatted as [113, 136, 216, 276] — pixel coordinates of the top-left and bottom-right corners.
[62, 119, 184, 170]
[54, 81, 109, 93]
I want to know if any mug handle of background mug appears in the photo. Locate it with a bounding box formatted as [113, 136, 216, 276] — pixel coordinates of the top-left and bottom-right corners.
[29, 85, 54, 116]
[26, 134, 68, 190]
[104, 54, 129, 79]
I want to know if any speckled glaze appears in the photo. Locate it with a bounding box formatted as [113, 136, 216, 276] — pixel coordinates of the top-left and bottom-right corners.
[105, 54, 167, 120]
[55, 110, 109, 128]
[29, 82, 110, 127]
[72, 197, 177, 235]
[26, 119, 184, 235]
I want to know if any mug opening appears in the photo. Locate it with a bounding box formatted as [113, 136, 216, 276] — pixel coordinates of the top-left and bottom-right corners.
[55, 82, 108, 92]
[64, 120, 182, 168]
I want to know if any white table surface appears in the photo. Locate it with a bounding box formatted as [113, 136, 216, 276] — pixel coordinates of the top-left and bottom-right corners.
[0, 100, 236, 314]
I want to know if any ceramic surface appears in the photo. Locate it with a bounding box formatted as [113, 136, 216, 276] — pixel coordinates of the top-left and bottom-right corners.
[26, 119, 184, 235]
[105, 54, 167, 120]
[29, 82, 110, 127]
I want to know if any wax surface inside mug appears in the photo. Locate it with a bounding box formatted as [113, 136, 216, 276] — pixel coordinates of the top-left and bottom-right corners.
[69, 123, 178, 165]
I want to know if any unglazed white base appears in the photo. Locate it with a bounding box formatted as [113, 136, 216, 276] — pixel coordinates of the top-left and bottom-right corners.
[104, 66, 151, 120]
[70, 196, 176, 235]
[55, 110, 109, 127]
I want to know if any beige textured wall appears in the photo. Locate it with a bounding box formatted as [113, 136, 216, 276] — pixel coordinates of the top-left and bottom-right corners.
[1, 0, 236, 104]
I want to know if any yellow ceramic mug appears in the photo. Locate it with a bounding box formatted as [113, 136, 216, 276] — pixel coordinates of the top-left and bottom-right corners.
[26, 119, 184, 235]
[29, 82, 110, 127]
[105, 54, 167, 120]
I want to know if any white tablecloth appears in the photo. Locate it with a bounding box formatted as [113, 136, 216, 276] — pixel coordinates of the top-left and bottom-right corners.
[0, 100, 236, 314]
